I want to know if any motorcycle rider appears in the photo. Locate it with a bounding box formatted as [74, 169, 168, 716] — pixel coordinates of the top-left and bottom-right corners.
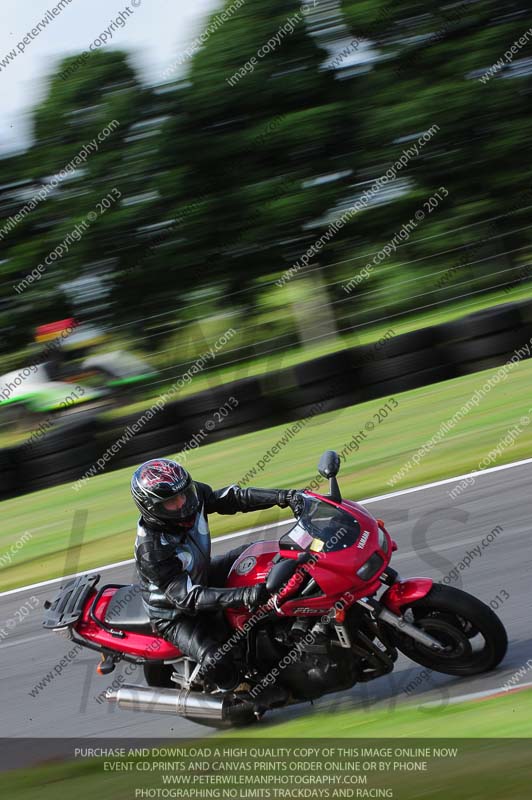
[132, 458, 301, 690]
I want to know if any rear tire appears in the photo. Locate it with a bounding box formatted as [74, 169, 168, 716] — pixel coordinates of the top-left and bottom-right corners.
[386, 584, 508, 676]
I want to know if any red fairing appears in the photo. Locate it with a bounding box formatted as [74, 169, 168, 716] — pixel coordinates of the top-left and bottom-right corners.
[381, 578, 434, 615]
[300, 493, 386, 602]
[225, 494, 392, 625]
[225, 540, 281, 630]
[76, 588, 182, 660]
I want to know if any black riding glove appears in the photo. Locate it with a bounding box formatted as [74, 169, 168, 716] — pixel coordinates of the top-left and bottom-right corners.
[278, 489, 305, 516]
[242, 584, 271, 610]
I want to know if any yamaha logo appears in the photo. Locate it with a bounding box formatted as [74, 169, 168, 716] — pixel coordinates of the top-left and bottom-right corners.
[357, 531, 370, 549]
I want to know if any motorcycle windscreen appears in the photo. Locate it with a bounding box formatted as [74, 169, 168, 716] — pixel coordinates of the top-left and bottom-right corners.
[279, 496, 361, 553]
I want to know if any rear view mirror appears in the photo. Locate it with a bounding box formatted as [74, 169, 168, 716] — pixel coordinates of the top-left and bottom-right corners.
[318, 450, 340, 479]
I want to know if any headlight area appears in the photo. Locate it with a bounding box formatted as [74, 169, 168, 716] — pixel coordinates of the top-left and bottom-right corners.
[378, 525, 389, 554]
[356, 523, 391, 581]
[356, 552, 384, 581]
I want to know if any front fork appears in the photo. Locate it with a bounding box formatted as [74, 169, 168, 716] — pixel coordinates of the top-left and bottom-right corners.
[358, 578, 445, 652]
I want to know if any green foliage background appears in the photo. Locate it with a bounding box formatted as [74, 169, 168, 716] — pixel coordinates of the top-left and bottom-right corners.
[1, 0, 531, 367]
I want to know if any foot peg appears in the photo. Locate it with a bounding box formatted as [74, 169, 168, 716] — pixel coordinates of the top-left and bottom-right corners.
[97, 654, 116, 675]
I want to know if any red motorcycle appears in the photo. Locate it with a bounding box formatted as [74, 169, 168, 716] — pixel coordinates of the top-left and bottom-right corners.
[43, 450, 507, 726]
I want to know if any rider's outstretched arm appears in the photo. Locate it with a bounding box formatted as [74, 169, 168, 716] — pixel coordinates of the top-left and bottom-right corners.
[198, 482, 294, 515]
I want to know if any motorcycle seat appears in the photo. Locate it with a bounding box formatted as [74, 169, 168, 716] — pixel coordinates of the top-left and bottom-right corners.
[104, 585, 153, 633]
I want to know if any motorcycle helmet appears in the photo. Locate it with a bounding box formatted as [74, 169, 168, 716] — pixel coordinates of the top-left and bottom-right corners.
[131, 458, 199, 529]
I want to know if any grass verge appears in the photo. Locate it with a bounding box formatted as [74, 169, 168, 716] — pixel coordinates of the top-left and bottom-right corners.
[223, 686, 532, 738]
[1, 358, 532, 591]
[2, 691, 531, 799]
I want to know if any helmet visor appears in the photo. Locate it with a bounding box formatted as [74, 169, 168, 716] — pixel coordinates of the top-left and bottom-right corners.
[154, 483, 199, 522]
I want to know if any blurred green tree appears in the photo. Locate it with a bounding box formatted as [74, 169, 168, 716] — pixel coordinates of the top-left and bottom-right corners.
[172, 0, 355, 296]
[1, 0, 531, 367]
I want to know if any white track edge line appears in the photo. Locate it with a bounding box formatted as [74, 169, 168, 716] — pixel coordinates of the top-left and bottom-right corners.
[421, 680, 532, 707]
[1, 455, 531, 599]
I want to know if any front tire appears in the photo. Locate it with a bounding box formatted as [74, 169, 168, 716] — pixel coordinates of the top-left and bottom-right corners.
[386, 584, 508, 676]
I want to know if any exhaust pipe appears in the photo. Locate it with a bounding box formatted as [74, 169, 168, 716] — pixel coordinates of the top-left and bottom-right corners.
[106, 684, 254, 727]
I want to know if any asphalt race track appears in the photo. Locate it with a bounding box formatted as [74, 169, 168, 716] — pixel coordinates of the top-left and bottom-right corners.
[1, 462, 531, 747]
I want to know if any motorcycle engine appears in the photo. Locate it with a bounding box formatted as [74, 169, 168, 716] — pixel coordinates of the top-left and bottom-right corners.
[255, 619, 358, 700]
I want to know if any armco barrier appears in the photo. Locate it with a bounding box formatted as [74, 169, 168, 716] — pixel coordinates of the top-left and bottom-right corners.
[1, 300, 532, 498]
[0, 447, 16, 499]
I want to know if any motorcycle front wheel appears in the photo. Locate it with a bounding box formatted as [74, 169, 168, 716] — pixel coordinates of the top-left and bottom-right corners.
[385, 584, 508, 676]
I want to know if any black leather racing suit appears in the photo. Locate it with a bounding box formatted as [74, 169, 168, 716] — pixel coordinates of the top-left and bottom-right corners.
[135, 481, 290, 664]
